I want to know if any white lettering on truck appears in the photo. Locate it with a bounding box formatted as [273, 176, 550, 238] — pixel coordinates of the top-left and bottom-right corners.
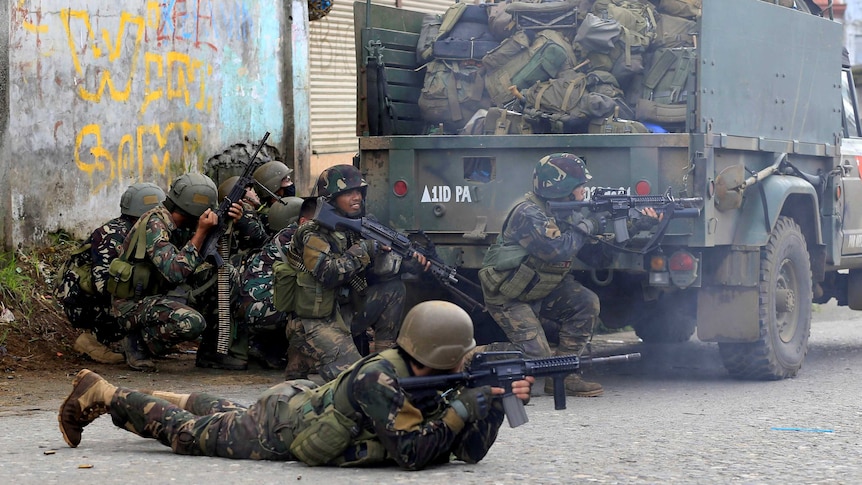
[421, 186, 472, 203]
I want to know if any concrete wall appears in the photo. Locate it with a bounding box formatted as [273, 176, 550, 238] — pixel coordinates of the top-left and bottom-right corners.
[3, 0, 286, 248]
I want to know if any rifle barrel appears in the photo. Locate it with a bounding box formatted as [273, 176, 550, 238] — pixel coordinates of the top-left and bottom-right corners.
[580, 352, 642, 365]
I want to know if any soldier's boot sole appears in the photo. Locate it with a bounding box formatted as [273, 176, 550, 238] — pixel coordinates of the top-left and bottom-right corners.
[58, 369, 116, 448]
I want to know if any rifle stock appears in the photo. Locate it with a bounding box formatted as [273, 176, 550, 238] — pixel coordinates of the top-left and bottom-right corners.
[399, 351, 641, 428]
[313, 199, 486, 312]
[201, 131, 271, 267]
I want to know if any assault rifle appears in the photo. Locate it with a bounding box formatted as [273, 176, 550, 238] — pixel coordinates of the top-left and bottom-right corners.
[200, 131, 269, 355]
[547, 187, 703, 244]
[399, 351, 641, 428]
[201, 131, 270, 267]
[313, 199, 486, 313]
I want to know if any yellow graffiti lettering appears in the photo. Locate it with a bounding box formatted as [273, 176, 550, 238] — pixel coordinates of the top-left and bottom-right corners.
[61, 9, 145, 103]
[18, 0, 49, 34]
[167, 52, 194, 106]
[74, 125, 110, 176]
[145, 1, 161, 30]
[141, 52, 164, 115]
[197, 63, 213, 112]
[61, 10, 95, 75]
[74, 122, 202, 193]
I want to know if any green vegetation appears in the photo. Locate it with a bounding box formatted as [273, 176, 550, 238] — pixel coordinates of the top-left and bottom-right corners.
[0, 251, 30, 304]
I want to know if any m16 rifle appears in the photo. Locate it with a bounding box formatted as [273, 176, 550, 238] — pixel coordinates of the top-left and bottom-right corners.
[201, 131, 271, 266]
[399, 351, 641, 428]
[313, 199, 486, 313]
[548, 187, 703, 247]
[200, 131, 270, 355]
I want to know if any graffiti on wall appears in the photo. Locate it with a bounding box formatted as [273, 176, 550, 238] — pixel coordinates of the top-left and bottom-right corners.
[13, 1, 256, 193]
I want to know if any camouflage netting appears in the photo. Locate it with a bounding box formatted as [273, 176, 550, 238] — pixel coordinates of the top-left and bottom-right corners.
[203, 142, 283, 190]
[309, 0, 333, 21]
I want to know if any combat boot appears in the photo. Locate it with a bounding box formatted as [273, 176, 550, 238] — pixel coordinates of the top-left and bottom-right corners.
[545, 374, 603, 397]
[58, 369, 117, 448]
[195, 348, 248, 371]
[283, 350, 313, 380]
[74, 331, 124, 364]
[248, 336, 286, 370]
[123, 332, 156, 372]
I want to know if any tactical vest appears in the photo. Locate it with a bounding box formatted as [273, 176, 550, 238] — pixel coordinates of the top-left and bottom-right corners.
[284, 348, 409, 466]
[106, 219, 165, 299]
[479, 193, 574, 303]
[290, 221, 367, 319]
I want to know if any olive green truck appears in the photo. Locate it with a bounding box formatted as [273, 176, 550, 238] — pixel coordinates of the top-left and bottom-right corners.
[352, 0, 862, 379]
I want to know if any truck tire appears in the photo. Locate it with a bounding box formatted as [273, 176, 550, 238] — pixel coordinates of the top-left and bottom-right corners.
[718, 216, 812, 380]
[203, 142, 282, 188]
[632, 290, 697, 343]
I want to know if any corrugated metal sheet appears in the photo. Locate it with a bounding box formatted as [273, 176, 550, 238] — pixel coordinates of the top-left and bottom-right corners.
[308, 1, 453, 154]
[398, 0, 454, 15]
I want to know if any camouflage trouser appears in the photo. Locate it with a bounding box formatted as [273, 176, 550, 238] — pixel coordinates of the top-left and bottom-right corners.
[113, 295, 206, 356]
[287, 279, 406, 381]
[113, 263, 248, 358]
[109, 381, 311, 460]
[235, 289, 288, 361]
[56, 279, 124, 343]
[485, 274, 600, 359]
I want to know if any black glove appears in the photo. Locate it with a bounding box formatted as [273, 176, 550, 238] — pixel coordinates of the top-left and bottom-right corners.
[631, 211, 661, 232]
[576, 216, 604, 235]
[450, 386, 494, 422]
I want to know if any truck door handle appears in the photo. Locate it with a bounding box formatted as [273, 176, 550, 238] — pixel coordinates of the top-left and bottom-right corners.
[841, 160, 853, 176]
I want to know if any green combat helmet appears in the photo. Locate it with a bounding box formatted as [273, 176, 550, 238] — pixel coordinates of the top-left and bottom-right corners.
[532, 153, 592, 199]
[217, 176, 240, 202]
[120, 182, 166, 218]
[267, 197, 304, 232]
[396, 300, 476, 370]
[315, 164, 367, 198]
[167, 173, 217, 218]
[253, 161, 293, 198]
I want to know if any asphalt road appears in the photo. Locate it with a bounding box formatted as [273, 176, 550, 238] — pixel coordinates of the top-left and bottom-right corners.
[2, 301, 862, 484]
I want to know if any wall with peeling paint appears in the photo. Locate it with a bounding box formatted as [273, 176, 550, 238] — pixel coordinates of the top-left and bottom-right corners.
[3, 0, 285, 248]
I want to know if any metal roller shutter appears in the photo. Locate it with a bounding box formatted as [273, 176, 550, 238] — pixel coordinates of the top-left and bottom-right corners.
[308, 1, 454, 155]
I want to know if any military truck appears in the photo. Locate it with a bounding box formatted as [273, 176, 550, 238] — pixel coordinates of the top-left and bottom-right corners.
[352, 0, 861, 380]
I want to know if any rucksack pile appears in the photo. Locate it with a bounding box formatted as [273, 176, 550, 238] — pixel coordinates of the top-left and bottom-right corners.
[414, 0, 702, 134]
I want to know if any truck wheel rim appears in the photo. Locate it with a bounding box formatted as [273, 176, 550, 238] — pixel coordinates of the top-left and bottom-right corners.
[775, 257, 798, 343]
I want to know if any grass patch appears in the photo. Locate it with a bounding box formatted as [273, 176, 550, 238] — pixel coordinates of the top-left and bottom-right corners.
[0, 251, 30, 304]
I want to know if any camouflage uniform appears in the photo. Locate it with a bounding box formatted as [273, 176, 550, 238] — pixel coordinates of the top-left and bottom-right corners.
[480, 192, 600, 359]
[226, 200, 269, 265]
[111, 206, 234, 356]
[107, 348, 504, 468]
[57, 216, 133, 343]
[233, 224, 297, 366]
[287, 216, 412, 381]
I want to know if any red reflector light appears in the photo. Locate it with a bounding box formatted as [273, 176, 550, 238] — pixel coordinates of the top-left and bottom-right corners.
[393, 180, 408, 197]
[635, 180, 651, 195]
[669, 251, 695, 272]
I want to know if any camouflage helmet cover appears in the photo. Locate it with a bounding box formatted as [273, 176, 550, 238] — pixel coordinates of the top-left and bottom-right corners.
[120, 182, 166, 217]
[167, 173, 217, 218]
[315, 164, 368, 198]
[253, 161, 293, 197]
[532, 153, 592, 199]
[267, 196, 305, 232]
[396, 300, 476, 370]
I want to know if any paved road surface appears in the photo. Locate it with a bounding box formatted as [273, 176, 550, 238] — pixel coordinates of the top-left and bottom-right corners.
[2, 301, 861, 484]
